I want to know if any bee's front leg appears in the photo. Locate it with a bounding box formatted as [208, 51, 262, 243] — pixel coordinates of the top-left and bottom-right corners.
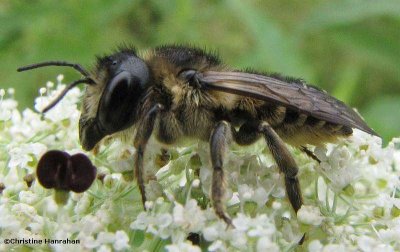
[210, 121, 233, 226]
[258, 122, 303, 212]
[133, 103, 164, 208]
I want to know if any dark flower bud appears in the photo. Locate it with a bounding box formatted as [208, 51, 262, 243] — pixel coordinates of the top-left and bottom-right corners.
[67, 153, 97, 193]
[37, 150, 70, 190]
[36, 150, 97, 194]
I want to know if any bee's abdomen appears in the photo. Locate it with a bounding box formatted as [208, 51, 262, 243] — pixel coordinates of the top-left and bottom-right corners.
[282, 110, 307, 126]
[257, 105, 352, 146]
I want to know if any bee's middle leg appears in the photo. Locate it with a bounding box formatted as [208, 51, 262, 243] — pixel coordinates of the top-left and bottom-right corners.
[134, 103, 164, 208]
[210, 120, 233, 226]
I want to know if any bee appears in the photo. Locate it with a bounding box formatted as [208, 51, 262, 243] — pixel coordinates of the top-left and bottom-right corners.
[18, 45, 378, 225]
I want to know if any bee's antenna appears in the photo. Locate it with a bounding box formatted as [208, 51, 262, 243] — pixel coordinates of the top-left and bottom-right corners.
[42, 78, 94, 113]
[17, 61, 90, 77]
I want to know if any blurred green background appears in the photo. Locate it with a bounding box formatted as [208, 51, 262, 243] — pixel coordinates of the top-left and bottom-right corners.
[1, 0, 399, 142]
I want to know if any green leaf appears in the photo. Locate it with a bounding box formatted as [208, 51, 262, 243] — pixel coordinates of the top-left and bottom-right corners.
[363, 96, 400, 143]
[131, 230, 145, 248]
[329, 24, 400, 79]
[302, 0, 400, 31]
[228, 0, 314, 80]
[332, 65, 361, 103]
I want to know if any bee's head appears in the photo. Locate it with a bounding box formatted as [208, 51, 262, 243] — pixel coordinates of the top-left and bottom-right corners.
[81, 49, 151, 150]
[17, 47, 151, 151]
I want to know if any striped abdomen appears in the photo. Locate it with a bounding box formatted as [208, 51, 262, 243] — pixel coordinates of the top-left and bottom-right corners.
[257, 103, 353, 147]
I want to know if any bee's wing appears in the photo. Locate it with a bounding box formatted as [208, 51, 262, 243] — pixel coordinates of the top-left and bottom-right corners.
[200, 71, 378, 136]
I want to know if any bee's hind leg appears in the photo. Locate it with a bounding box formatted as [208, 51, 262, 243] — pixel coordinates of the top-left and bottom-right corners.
[258, 122, 303, 212]
[210, 121, 233, 226]
[133, 103, 164, 208]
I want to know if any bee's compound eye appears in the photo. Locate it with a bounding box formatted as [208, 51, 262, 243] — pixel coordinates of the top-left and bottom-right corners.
[97, 71, 142, 133]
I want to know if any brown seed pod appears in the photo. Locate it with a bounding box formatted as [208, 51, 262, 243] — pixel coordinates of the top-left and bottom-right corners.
[23, 173, 36, 188]
[0, 182, 5, 194]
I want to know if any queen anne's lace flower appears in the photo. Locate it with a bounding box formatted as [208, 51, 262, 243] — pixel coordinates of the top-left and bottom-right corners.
[165, 241, 201, 252]
[113, 231, 130, 250]
[297, 205, 324, 226]
[172, 199, 206, 232]
[1, 78, 400, 251]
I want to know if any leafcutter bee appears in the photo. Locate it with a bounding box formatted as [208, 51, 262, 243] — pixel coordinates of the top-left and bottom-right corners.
[18, 45, 378, 225]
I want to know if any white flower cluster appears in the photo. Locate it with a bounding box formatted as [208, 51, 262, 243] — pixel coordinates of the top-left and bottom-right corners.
[1, 78, 400, 251]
